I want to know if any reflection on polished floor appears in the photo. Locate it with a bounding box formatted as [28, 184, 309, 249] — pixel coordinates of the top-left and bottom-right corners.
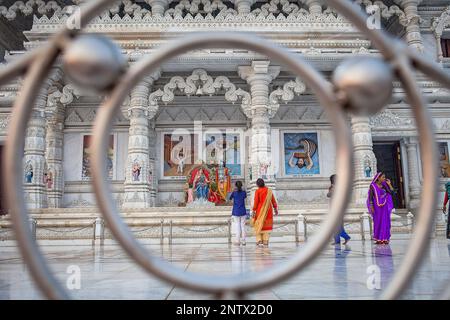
[0, 237, 449, 299]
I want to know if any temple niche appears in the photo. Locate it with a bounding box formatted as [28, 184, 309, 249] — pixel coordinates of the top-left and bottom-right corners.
[0, 0, 448, 242]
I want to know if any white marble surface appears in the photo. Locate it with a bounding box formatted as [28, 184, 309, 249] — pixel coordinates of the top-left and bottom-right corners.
[0, 237, 449, 300]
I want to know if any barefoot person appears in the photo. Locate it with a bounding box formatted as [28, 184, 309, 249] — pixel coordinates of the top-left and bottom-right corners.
[367, 172, 395, 244]
[442, 181, 450, 240]
[252, 178, 278, 247]
[229, 181, 247, 246]
[328, 174, 350, 245]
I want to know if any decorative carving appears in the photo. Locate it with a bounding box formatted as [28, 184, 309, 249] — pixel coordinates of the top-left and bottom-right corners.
[66, 195, 94, 208]
[269, 77, 306, 116]
[0, 0, 65, 20]
[432, 6, 450, 37]
[369, 110, 413, 127]
[65, 110, 83, 123]
[159, 192, 183, 207]
[431, 6, 450, 62]
[47, 84, 78, 108]
[165, 0, 236, 19]
[355, 0, 407, 26]
[30, 1, 353, 32]
[149, 69, 251, 118]
[0, 114, 11, 131]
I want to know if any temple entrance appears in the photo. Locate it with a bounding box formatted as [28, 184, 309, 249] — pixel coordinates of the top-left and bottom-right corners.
[373, 141, 406, 209]
[0, 144, 6, 215]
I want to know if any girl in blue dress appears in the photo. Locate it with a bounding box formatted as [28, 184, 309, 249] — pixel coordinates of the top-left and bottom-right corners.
[229, 181, 247, 246]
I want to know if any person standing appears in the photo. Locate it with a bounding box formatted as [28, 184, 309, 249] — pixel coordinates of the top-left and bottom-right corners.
[367, 172, 395, 244]
[252, 178, 278, 247]
[328, 174, 351, 245]
[229, 181, 247, 246]
[441, 181, 450, 240]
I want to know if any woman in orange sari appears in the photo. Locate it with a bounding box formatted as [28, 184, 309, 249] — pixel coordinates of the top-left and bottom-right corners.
[252, 178, 278, 247]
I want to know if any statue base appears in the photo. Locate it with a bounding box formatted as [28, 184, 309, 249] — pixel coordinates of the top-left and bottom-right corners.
[186, 198, 216, 208]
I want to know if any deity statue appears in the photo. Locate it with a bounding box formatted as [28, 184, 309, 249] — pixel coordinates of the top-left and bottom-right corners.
[25, 163, 33, 183]
[193, 169, 210, 200]
[45, 171, 53, 189]
[132, 161, 141, 181]
[206, 135, 231, 166]
[259, 162, 270, 179]
[186, 183, 194, 204]
[364, 158, 372, 178]
[215, 162, 231, 201]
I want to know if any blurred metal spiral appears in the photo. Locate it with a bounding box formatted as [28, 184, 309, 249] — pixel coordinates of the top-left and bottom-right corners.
[0, 0, 449, 300]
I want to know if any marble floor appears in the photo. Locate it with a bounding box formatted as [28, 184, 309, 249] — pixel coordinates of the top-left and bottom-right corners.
[0, 236, 449, 299]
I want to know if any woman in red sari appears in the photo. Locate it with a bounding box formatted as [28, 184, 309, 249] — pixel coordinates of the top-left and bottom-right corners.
[252, 178, 278, 247]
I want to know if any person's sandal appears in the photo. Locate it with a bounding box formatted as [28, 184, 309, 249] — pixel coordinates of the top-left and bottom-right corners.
[263, 241, 269, 247]
[256, 241, 263, 247]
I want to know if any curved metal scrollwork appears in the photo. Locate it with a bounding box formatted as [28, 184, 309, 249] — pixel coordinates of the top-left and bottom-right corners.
[1, 0, 449, 300]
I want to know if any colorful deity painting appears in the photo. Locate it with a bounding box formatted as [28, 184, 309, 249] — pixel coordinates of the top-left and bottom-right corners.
[163, 133, 198, 177]
[284, 132, 320, 176]
[205, 133, 241, 176]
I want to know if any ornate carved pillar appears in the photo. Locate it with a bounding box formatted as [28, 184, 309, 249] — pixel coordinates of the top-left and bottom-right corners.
[305, 0, 323, 15]
[23, 70, 62, 209]
[149, 0, 170, 17]
[400, 0, 424, 52]
[239, 61, 280, 194]
[233, 0, 255, 15]
[45, 85, 77, 208]
[123, 72, 161, 208]
[148, 121, 157, 206]
[405, 137, 421, 210]
[431, 6, 450, 63]
[351, 116, 377, 207]
[45, 104, 65, 208]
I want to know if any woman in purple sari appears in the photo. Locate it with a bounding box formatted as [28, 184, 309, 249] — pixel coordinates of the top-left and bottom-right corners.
[367, 172, 395, 244]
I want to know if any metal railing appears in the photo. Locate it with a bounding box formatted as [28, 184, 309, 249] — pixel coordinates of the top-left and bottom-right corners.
[1, 0, 449, 300]
[0, 213, 417, 245]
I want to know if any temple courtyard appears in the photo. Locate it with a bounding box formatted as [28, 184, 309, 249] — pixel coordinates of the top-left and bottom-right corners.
[0, 236, 449, 300]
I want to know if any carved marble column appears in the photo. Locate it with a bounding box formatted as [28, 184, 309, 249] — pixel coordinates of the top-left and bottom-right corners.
[400, 0, 424, 52]
[123, 73, 160, 208]
[305, 0, 323, 15]
[405, 137, 421, 210]
[233, 0, 255, 15]
[148, 0, 170, 17]
[45, 104, 65, 208]
[45, 84, 76, 208]
[23, 70, 62, 209]
[239, 61, 280, 194]
[351, 116, 377, 207]
[148, 121, 157, 206]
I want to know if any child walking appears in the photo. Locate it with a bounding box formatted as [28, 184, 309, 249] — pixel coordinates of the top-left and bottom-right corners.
[229, 181, 247, 246]
[328, 174, 351, 245]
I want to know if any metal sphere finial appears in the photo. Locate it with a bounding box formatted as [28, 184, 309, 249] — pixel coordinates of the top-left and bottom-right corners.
[332, 57, 394, 115]
[62, 34, 126, 92]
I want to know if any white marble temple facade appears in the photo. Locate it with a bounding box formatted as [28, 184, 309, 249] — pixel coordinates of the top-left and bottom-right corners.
[0, 1, 448, 237]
